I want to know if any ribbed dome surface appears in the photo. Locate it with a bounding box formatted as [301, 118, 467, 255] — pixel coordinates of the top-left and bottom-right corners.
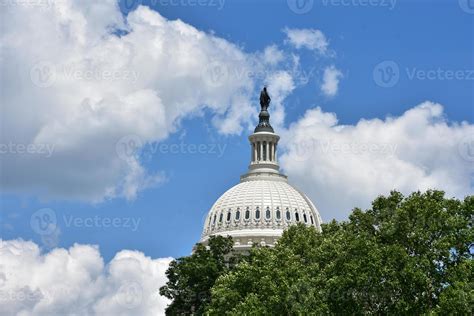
[201, 179, 322, 240]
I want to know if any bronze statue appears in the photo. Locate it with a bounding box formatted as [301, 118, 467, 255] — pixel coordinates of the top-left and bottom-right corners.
[254, 87, 274, 133]
[259, 87, 271, 111]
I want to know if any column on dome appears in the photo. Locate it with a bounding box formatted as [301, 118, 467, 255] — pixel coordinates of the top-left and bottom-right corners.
[271, 142, 274, 161]
[274, 143, 277, 162]
[273, 143, 276, 161]
[270, 142, 273, 162]
[251, 143, 255, 162]
[273, 142, 275, 161]
[268, 141, 272, 161]
[265, 141, 269, 161]
[260, 141, 263, 161]
[253, 143, 257, 162]
[263, 141, 267, 161]
[255, 142, 260, 161]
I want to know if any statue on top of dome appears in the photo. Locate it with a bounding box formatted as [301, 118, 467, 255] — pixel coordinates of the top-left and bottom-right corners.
[259, 87, 271, 111]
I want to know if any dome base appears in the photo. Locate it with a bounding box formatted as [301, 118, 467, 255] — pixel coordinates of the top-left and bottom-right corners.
[200, 228, 284, 251]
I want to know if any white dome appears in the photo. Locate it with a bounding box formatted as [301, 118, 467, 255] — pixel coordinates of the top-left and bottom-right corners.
[200, 178, 322, 250]
[199, 89, 322, 250]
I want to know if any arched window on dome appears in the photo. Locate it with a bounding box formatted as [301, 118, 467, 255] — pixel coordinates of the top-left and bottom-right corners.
[213, 214, 217, 225]
[303, 213, 308, 223]
[219, 212, 223, 223]
[207, 217, 212, 230]
[310, 215, 314, 225]
[265, 207, 271, 220]
[235, 208, 241, 221]
[255, 207, 261, 220]
[295, 211, 300, 222]
[276, 207, 281, 220]
[226, 210, 231, 222]
[245, 207, 250, 220]
[286, 208, 291, 221]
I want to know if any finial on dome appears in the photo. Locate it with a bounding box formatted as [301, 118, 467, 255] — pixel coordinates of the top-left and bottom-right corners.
[255, 87, 274, 133]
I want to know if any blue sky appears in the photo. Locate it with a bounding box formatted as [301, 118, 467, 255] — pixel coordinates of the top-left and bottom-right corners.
[1, 0, 473, 264]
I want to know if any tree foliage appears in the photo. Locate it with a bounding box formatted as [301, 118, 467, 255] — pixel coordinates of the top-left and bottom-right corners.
[159, 235, 236, 315]
[162, 191, 473, 315]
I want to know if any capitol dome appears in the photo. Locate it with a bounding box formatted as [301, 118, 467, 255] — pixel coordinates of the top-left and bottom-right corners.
[200, 88, 322, 250]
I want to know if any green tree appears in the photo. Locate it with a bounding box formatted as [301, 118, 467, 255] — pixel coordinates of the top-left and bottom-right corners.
[206, 190, 473, 315]
[159, 235, 236, 315]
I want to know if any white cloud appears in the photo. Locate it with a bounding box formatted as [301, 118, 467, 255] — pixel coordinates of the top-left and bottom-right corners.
[2, 3, 338, 203]
[321, 65, 343, 97]
[280, 102, 474, 221]
[261, 45, 284, 65]
[0, 1, 262, 202]
[0, 239, 172, 316]
[283, 28, 329, 53]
